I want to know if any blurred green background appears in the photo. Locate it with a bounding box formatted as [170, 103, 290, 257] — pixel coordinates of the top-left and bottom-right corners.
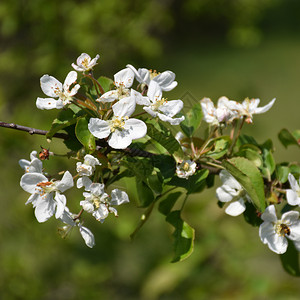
[1, 0, 300, 299]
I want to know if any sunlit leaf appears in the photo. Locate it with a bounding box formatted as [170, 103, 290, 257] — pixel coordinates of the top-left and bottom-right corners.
[222, 157, 266, 212]
[278, 128, 300, 148]
[75, 116, 96, 153]
[166, 210, 195, 263]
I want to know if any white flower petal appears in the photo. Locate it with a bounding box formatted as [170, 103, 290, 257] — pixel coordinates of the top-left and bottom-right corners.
[114, 68, 135, 88]
[147, 81, 162, 102]
[36, 97, 58, 110]
[152, 71, 177, 91]
[56, 171, 74, 193]
[20, 173, 48, 194]
[112, 95, 136, 117]
[79, 225, 95, 248]
[253, 98, 276, 114]
[282, 210, 300, 224]
[111, 189, 129, 205]
[108, 130, 132, 149]
[34, 194, 56, 223]
[261, 205, 278, 223]
[77, 176, 93, 190]
[225, 198, 246, 216]
[88, 118, 111, 139]
[40, 75, 62, 98]
[288, 173, 300, 192]
[157, 113, 184, 125]
[63, 71, 77, 91]
[54, 192, 67, 219]
[124, 119, 147, 140]
[159, 100, 183, 117]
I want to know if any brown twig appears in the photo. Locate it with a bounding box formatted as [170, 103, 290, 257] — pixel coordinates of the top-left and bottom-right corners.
[0, 121, 69, 139]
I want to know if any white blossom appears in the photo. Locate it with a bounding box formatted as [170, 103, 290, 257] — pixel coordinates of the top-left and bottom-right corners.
[235, 98, 276, 124]
[259, 205, 300, 254]
[286, 173, 300, 206]
[59, 207, 95, 248]
[98, 67, 134, 102]
[19, 151, 43, 173]
[88, 95, 147, 149]
[20, 171, 74, 222]
[142, 81, 184, 125]
[36, 71, 80, 110]
[76, 154, 101, 177]
[72, 53, 100, 72]
[79, 178, 129, 222]
[176, 160, 197, 179]
[201, 97, 239, 126]
[216, 170, 250, 216]
[126, 64, 178, 91]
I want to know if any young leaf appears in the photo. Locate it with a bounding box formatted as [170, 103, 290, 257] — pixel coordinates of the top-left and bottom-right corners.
[98, 76, 114, 93]
[280, 240, 300, 277]
[75, 116, 96, 153]
[46, 105, 84, 139]
[146, 120, 184, 160]
[276, 165, 290, 183]
[180, 102, 203, 137]
[278, 128, 300, 148]
[222, 157, 266, 212]
[167, 169, 209, 194]
[166, 210, 195, 263]
[206, 136, 231, 159]
[158, 192, 182, 216]
[135, 178, 155, 207]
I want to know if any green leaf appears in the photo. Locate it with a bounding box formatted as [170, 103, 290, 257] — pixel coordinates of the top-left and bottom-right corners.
[222, 157, 266, 212]
[180, 102, 203, 137]
[243, 202, 263, 227]
[261, 148, 275, 180]
[166, 210, 195, 263]
[147, 173, 163, 195]
[98, 76, 114, 93]
[135, 178, 154, 207]
[278, 128, 300, 148]
[122, 157, 154, 182]
[152, 155, 176, 180]
[75, 117, 96, 153]
[146, 120, 184, 160]
[167, 169, 209, 194]
[62, 124, 83, 151]
[46, 105, 84, 139]
[158, 192, 182, 216]
[206, 136, 231, 159]
[236, 147, 263, 168]
[280, 240, 300, 277]
[275, 165, 290, 183]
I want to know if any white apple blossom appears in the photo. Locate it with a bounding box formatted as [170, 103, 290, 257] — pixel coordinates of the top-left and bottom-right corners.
[71, 53, 100, 72]
[79, 178, 129, 223]
[126, 64, 178, 91]
[36, 71, 80, 110]
[59, 207, 95, 248]
[98, 67, 135, 102]
[176, 160, 197, 179]
[235, 97, 276, 124]
[19, 151, 43, 173]
[88, 95, 147, 149]
[20, 171, 74, 223]
[216, 170, 251, 216]
[141, 81, 184, 125]
[76, 154, 101, 177]
[286, 173, 300, 206]
[201, 97, 240, 126]
[259, 205, 300, 254]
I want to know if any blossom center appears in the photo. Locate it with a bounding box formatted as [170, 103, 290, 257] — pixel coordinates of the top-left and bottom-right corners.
[81, 58, 90, 69]
[151, 97, 167, 111]
[275, 222, 291, 236]
[110, 116, 128, 132]
[36, 181, 56, 195]
[149, 69, 160, 80]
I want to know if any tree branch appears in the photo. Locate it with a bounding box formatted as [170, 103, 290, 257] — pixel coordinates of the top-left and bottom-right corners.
[0, 121, 69, 139]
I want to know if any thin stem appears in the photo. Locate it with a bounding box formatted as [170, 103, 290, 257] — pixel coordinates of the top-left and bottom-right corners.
[0, 122, 68, 139]
[84, 73, 105, 95]
[228, 117, 245, 156]
[180, 193, 189, 211]
[130, 187, 178, 240]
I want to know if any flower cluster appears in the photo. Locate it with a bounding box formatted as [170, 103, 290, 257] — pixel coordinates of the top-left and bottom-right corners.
[11, 51, 299, 274]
